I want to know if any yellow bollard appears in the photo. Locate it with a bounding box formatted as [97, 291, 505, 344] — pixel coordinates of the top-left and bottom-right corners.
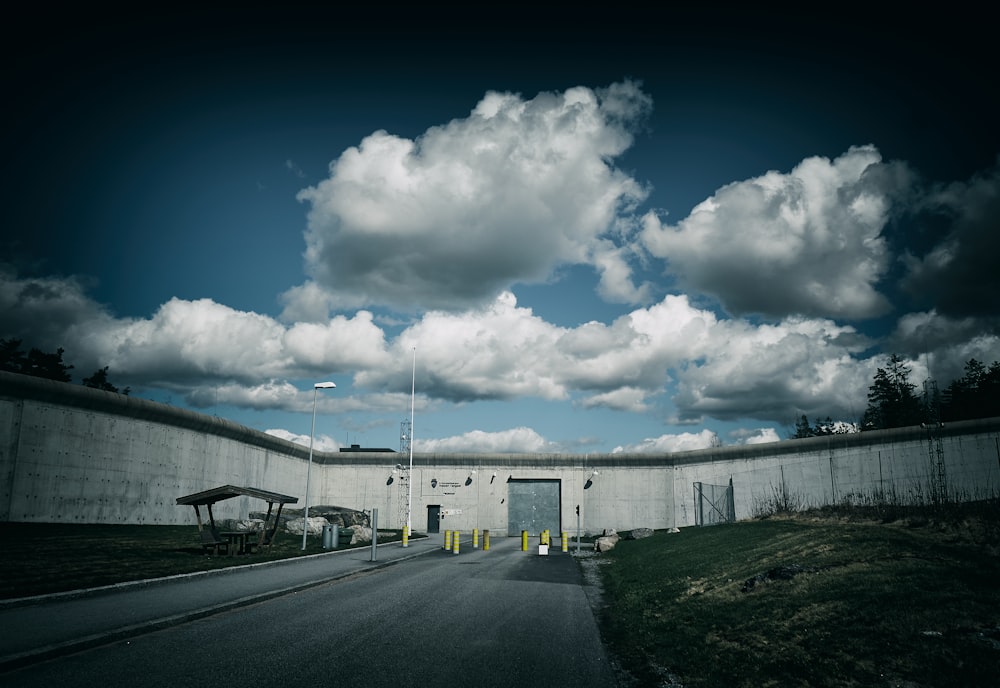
[561, 531, 568, 552]
[521, 530, 528, 551]
[444, 530, 452, 550]
[402, 525, 409, 548]
[453, 531, 460, 554]
[473, 528, 479, 549]
[484, 529, 490, 551]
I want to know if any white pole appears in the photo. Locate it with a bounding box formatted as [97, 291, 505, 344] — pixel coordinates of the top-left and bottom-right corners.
[302, 381, 335, 551]
[407, 347, 415, 532]
[302, 386, 318, 551]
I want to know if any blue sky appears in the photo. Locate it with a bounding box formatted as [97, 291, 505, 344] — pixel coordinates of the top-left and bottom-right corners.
[3, 5, 999, 453]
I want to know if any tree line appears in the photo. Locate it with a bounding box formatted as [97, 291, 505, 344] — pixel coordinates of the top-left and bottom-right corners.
[0, 338, 129, 394]
[794, 354, 1000, 438]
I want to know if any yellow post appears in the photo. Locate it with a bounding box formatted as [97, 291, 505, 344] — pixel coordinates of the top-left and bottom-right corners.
[452, 531, 460, 554]
[561, 531, 568, 552]
[444, 530, 452, 550]
[402, 525, 409, 548]
[521, 530, 528, 551]
[484, 529, 490, 551]
[473, 528, 479, 549]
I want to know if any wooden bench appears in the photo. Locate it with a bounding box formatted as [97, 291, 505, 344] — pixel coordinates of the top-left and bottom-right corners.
[200, 527, 228, 555]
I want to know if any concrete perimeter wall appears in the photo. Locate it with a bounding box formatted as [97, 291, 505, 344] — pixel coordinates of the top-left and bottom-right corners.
[3, 372, 999, 533]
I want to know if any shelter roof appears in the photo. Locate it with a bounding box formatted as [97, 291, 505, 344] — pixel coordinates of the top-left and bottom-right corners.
[176, 484, 298, 506]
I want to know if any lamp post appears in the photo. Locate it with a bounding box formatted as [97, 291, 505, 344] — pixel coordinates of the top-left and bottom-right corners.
[302, 381, 336, 550]
[407, 348, 415, 533]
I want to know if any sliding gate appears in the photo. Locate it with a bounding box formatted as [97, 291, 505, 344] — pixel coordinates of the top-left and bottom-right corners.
[507, 479, 561, 536]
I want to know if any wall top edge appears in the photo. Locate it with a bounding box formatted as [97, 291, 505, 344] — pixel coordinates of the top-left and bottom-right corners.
[4, 371, 999, 467]
[0, 371, 311, 459]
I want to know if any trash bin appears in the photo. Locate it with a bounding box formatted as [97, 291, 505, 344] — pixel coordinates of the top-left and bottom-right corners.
[322, 524, 333, 549]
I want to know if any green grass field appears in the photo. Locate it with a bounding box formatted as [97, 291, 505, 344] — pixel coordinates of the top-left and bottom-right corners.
[598, 504, 1000, 687]
[0, 523, 407, 599]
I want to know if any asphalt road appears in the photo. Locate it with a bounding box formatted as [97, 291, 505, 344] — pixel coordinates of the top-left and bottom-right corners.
[3, 537, 620, 687]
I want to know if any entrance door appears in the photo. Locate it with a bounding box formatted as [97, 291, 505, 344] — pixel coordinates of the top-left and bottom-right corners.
[426, 505, 441, 533]
[507, 479, 561, 536]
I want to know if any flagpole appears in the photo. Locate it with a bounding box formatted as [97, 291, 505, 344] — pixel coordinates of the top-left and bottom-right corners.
[407, 347, 415, 532]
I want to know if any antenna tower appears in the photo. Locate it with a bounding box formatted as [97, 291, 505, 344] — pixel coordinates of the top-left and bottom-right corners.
[398, 419, 411, 527]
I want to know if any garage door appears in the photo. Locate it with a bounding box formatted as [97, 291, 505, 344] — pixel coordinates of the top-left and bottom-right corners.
[507, 479, 561, 536]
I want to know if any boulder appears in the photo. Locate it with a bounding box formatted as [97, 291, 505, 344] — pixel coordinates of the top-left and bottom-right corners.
[349, 526, 372, 545]
[216, 518, 264, 532]
[594, 528, 621, 552]
[627, 527, 654, 540]
[285, 516, 328, 535]
[251, 505, 369, 530]
[594, 535, 618, 552]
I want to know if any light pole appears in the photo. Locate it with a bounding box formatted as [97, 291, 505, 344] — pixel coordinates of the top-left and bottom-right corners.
[407, 348, 415, 533]
[302, 381, 336, 550]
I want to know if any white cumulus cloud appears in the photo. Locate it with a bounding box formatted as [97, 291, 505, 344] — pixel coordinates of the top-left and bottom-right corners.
[612, 429, 720, 453]
[284, 81, 652, 316]
[417, 427, 558, 453]
[265, 428, 341, 452]
[641, 145, 897, 319]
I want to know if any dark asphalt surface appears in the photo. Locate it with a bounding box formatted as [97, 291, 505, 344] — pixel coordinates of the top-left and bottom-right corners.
[0, 534, 621, 686]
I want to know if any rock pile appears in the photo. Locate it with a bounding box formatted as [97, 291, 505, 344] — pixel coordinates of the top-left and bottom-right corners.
[245, 504, 371, 540]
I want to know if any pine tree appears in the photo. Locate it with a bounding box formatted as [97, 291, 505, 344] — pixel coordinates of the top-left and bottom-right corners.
[862, 354, 923, 430]
[82, 366, 119, 393]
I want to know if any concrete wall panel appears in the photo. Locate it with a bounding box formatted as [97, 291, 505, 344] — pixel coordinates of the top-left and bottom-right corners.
[2, 372, 999, 532]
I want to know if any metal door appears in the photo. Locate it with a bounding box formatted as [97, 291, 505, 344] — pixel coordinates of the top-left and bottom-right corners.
[507, 479, 561, 536]
[426, 505, 441, 533]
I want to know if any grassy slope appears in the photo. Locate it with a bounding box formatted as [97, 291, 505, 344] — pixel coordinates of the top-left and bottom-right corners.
[599, 510, 1000, 687]
[0, 523, 405, 599]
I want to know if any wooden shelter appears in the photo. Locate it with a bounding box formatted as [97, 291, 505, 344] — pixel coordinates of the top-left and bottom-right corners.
[176, 485, 298, 554]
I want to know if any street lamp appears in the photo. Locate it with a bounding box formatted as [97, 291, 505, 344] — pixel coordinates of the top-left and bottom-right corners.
[302, 381, 336, 550]
[407, 348, 415, 533]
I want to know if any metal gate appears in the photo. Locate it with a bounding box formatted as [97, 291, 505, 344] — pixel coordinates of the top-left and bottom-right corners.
[693, 478, 735, 526]
[507, 479, 561, 536]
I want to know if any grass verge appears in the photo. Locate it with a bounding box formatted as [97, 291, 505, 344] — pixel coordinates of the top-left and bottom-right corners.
[0, 523, 410, 600]
[598, 503, 1000, 687]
